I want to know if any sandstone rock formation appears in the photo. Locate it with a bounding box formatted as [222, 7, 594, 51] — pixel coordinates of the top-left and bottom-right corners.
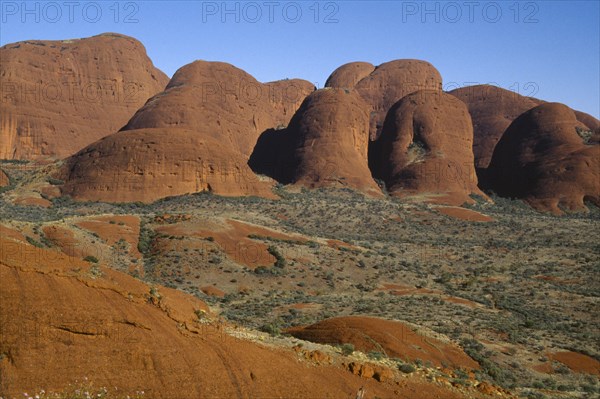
[247, 127, 292, 181]
[60, 61, 315, 203]
[326, 60, 443, 140]
[270, 88, 382, 195]
[377, 90, 484, 205]
[324, 61, 375, 88]
[121, 60, 314, 158]
[59, 128, 275, 203]
[286, 316, 479, 369]
[449, 85, 541, 170]
[574, 111, 600, 134]
[265, 79, 317, 126]
[450, 85, 600, 170]
[0, 33, 169, 160]
[486, 103, 599, 213]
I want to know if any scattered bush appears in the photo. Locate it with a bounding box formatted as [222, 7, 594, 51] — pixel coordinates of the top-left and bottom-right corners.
[259, 322, 281, 336]
[398, 363, 416, 374]
[367, 351, 385, 360]
[138, 223, 157, 255]
[89, 264, 103, 279]
[26, 236, 44, 248]
[340, 343, 355, 356]
[47, 177, 65, 185]
[268, 246, 286, 268]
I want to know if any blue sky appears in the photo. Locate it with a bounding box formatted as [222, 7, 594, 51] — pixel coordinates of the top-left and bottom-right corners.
[1, 0, 599, 117]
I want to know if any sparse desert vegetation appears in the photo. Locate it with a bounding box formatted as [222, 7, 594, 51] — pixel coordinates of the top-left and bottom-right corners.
[1, 162, 598, 397]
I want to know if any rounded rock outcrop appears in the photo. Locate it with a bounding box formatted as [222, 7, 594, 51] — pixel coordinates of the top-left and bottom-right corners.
[449, 85, 541, 170]
[450, 85, 600, 171]
[122, 60, 314, 158]
[324, 61, 375, 89]
[327, 60, 443, 140]
[60, 60, 315, 202]
[283, 88, 381, 195]
[59, 128, 275, 203]
[378, 90, 484, 205]
[0, 33, 169, 160]
[486, 102, 599, 213]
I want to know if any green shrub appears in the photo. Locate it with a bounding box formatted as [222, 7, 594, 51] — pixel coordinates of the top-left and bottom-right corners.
[47, 177, 65, 185]
[259, 322, 281, 336]
[254, 265, 285, 277]
[524, 391, 546, 399]
[398, 363, 416, 373]
[460, 338, 516, 388]
[532, 381, 544, 389]
[367, 351, 385, 360]
[340, 343, 355, 356]
[26, 236, 44, 248]
[581, 383, 598, 393]
[138, 223, 157, 255]
[268, 245, 286, 268]
[194, 309, 208, 321]
[557, 384, 574, 392]
[148, 286, 162, 303]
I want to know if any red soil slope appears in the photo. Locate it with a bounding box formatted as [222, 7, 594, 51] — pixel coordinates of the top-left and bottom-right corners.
[156, 218, 306, 269]
[549, 351, 600, 376]
[0, 237, 490, 399]
[287, 316, 479, 370]
[42, 225, 94, 259]
[75, 215, 142, 260]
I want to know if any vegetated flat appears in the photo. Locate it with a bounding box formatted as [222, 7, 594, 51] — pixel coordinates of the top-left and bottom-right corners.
[1, 160, 598, 396]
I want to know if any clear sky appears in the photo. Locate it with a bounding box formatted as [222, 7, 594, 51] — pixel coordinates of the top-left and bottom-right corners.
[1, 0, 598, 117]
